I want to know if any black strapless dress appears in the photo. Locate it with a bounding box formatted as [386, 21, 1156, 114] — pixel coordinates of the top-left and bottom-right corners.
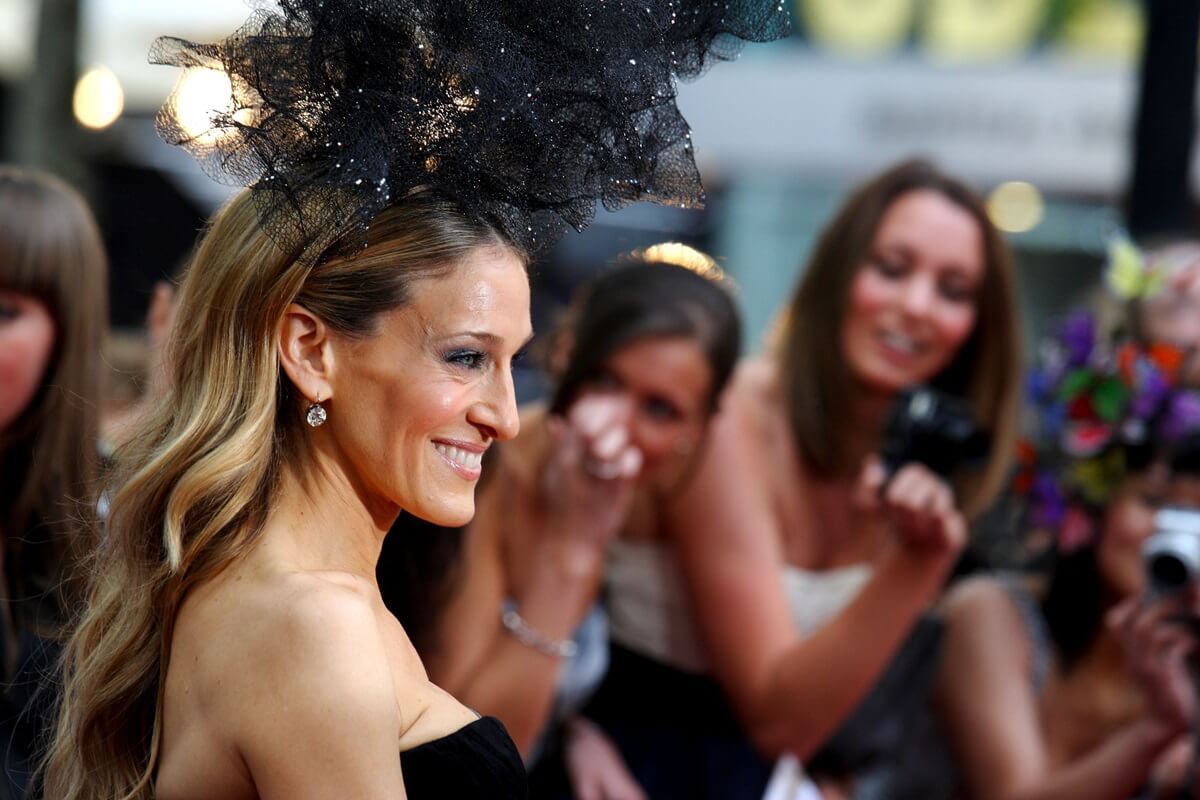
[400, 716, 527, 798]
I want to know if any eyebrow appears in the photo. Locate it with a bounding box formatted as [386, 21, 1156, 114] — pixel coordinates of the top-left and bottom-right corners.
[439, 330, 536, 350]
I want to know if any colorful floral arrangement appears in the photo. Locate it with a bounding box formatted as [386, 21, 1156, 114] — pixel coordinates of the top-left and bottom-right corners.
[1016, 310, 1200, 553]
[1105, 233, 1165, 300]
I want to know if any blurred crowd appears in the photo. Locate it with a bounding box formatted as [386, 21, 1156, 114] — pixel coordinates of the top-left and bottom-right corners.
[5, 150, 1200, 800]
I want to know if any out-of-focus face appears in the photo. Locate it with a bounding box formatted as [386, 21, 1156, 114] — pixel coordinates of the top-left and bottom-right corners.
[841, 189, 985, 396]
[0, 289, 55, 435]
[583, 335, 713, 486]
[1138, 244, 1200, 353]
[325, 245, 531, 527]
[1098, 466, 1200, 599]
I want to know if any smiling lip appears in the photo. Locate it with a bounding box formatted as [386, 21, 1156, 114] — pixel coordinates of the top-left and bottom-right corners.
[433, 439, 487, 480]
[874, 329, 926, 366]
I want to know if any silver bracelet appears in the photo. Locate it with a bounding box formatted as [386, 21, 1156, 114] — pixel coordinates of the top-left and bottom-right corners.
[501, 608, 578, 659]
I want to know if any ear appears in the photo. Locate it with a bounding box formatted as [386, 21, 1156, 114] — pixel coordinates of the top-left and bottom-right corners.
[278, 304, 335, 404]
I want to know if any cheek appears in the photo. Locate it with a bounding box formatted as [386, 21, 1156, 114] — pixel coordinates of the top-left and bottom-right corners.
[632, 419, 682, 466]
[0, 322, 55, 432]
[933, 304, 977, 351]
[1099, 503, 1154, 592]
[841, 272, 886, 356]
[846, 271, 890, 327]
[387, 384, 472, 453]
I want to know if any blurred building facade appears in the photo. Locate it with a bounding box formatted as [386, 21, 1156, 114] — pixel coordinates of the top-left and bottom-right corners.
[0, 0, 1185, 369]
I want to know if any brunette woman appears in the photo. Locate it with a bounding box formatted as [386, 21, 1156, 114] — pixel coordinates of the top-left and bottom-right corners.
[0, 166, 107, 800]
[585, 160, 1023, 797]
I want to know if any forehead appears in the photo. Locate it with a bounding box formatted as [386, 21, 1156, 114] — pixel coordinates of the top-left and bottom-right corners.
[410, 246, 530, 325]
[874, 190, 984, 263]
[606, 335, 712, 394]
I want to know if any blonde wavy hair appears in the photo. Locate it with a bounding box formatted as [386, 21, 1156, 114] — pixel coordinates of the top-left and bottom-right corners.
[43, 188, 517, 799]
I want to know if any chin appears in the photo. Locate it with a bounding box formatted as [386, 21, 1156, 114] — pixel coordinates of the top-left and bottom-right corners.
[407, 497, 476, 528]
[856, 368, 912, 396]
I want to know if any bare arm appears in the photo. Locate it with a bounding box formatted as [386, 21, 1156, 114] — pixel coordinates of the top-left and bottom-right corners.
[666, 395, 962, 760]
[430, 399, 639, 756]
[230, 583, 408, 799]
[935, 578, 1179, 800]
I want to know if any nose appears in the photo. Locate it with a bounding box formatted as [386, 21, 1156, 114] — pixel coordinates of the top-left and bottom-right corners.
[899, 273, 936, 318]
[471, 370, 521, 442]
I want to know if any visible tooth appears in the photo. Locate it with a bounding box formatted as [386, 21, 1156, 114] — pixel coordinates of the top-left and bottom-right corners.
[436, 443, 484, 470]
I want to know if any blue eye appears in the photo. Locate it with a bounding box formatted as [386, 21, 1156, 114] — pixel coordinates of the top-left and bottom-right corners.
[446, 349, 487, 369]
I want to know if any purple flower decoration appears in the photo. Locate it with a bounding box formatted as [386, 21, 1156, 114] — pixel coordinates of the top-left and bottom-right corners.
[1060, 311, 1096, 368]
[1031, 472, 1066, 528]
[1160, 391, 1200, 442]
[1130, 364, 1169, 418]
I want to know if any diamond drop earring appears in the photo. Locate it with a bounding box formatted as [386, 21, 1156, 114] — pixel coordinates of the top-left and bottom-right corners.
[306, 395, 327, 428]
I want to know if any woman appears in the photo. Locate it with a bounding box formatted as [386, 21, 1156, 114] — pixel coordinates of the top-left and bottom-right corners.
[43, 1, 790, 797]
[0, 166, 107, 800]
[45, 188, 534, 799]
[931, 321, 1200, 800]
[584, 159, 1023, 797]
[420, 246, 739, 797]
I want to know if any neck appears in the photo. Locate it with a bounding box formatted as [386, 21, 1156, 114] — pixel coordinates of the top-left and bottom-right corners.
[1071, 624, 1130, 680]
[257, 441, 399, 583]
[844, 385, 896, 467]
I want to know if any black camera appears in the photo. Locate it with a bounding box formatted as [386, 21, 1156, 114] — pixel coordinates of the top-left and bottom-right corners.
[880, 386, 990, 479]
[1144, 508, 1200, 593]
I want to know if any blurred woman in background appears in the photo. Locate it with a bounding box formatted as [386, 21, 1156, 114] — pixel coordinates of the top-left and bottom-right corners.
[0, 166, 108, 800]
[926, 256, 1200, 800]
[386, 245, 741, 800]
[583, 159, 1023, 798]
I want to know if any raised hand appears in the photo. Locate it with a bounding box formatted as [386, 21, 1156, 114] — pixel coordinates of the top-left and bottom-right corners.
[1109, 590, 1200, 741]
[854, 454, 967, 561]
[563, 716, 648, 800]
[541, 393, 643, 571]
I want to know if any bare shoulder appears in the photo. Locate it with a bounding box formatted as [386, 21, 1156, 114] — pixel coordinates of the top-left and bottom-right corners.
[940, 575, 1032, 667]
[942, 575, 1023, 624]
[731, 356, 780, 399]
[163, 569, 409, 798]
[665, 360, 779, 542]
[183, 570, 398, 724]
[716, 358, 786, 443]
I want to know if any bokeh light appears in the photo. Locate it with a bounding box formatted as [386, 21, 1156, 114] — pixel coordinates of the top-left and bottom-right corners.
[987, 181, 1045, 234]
[73, 66, 124, 130]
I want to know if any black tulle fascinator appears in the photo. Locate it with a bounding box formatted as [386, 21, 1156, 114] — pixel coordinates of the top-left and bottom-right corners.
[151, 0, 791, 259]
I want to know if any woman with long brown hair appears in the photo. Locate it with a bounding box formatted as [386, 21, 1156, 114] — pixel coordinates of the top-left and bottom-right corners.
[0, 166, 107, 800]
[583, 159, 1023, 796]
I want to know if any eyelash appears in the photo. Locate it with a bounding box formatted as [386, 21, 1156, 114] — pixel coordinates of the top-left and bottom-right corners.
[870, 256, 906, 278]
[445, 349, 487, 370]
[0, 303, 18, 322]
[645, 397, 681, 421]
[871, 257, 975, 303]
[444, 343, 532, 373]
